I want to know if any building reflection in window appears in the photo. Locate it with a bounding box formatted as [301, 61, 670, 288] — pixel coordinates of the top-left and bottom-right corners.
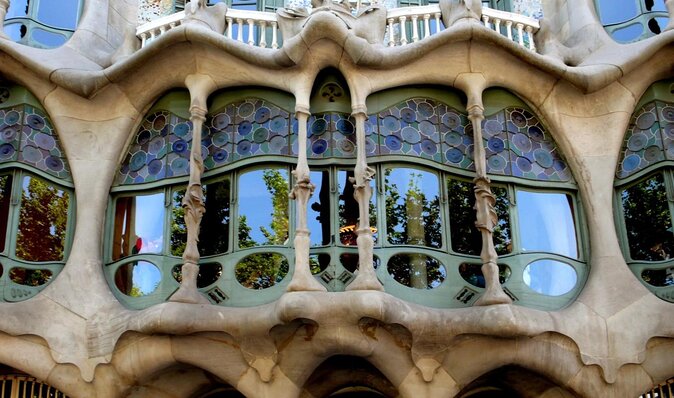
[237, 169, 289, 247]
[112, 192, 165, 260]
[338, 170, 377, 245]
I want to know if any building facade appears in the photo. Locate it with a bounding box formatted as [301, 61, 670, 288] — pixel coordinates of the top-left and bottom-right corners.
[0, 0, 672, 397]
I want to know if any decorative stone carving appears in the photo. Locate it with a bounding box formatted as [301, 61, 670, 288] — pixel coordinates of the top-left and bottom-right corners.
[439, 0, 482, 28]
[183, 0, 228, 35]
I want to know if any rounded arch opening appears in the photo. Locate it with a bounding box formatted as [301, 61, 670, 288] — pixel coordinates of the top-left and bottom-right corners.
[456, 365, 579, 398]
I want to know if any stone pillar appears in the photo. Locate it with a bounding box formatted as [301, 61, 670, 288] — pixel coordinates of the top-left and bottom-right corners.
[666, 0, 674, 31]
[346, 107, 383, 291]
[170, 75, 216, 304]
[287, 107, 327, 292]
[0, 0, 9, 39]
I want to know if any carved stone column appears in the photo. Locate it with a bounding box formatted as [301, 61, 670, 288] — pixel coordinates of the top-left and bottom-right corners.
[0, 0, 9, 39]
[346, 107, 383, 291]
[666, 0, 674, 31]
[287, 107, 327, 292]
[468, 103, 511, 306]
[170, 75, 215, 304]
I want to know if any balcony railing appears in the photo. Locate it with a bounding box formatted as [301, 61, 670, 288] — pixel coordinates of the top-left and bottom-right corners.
[135, 4, 540, 52]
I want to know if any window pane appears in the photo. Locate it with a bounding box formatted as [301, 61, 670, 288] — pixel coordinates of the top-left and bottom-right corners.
[235, 252, 289, 289]
[308, 170, 330, 246]
[597, 0, 639, 25]
[448, 180, 511, 255]
[387, 253, 446, 289]
[516, 190, 578, 258]
[459, 263, 511, 288]
[0, 175, 12, 253]
[112, 192, 165, 260]
[9, 267, 52, 286]
[338, 170, 377, 245]
[309, 253, 330, 274]
[6, 0, 28, 18]
[611, 23, 644, 43]
[622, 174, 674, 261]
[238, 169, 289, 247]
[36, 0, 79, 29]
[114, 261, 161, 296]
[31, 29, 68, 48]
[523, 260, 577, 296]
[384, 168, 441, 248]
[16, 176, 69, 262]
[4, 23, 27, 41]
[172, 262, 223, 287]
[641, 267, 674, 286]
[649, 0, 667, 11]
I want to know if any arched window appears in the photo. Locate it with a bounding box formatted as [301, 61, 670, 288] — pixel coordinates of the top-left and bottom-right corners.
[0, 84, 73, 302]
[4, 0, 83, 48]
[615, 79, 674, 303]
[595, 0, 670, 43]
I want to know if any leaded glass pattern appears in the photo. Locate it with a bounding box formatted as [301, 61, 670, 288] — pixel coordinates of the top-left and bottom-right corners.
[117, 111, 193, 185]
[617, 100, 674, 179]
[230, 99, 291, 160]
[0, 104, 71, 180]
[483, 107, 572, 182]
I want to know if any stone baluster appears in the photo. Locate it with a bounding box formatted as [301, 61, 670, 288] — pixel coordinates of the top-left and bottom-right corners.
[236, 18, 244, 42]
[667, 0, 674, 30]
[259, 21, 267, 48]
[411, 15, 420, 42]
[525, 25, 535, 51]
[482, 14, 490, 30]
[505, 20, 512, 41]
[433, 12, 441, 33]
[226, 17, 233, 39]
[140, 32, 149, 47]
[457, 74, 511, 306]
[493, 17, 501, 35]
[387, 18, 395, 47]
[0, 0, 8, 39]
[346, 107, 383, 291]
[516, 22, 524, 46]
[247, 19, 255, 45]
[423, 14, 431, 38]
[170, 74, 217, 305]
[399, 16, 408, 45]
[271, 21, 278, 49]
[287, 106, 327, 292]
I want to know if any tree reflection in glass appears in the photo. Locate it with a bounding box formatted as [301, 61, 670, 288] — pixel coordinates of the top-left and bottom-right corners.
[384, 168, 441, 248]
[238, 169, 289, 247]
[517, 190, 578, 258]
[622, 174, 674, 261]
[114, 261, 161, 297]
[9, 267, 52, 286]
[16, 176, 69, 262]
[112, 192, 164, 260]
[447, 180, 511, 255]
[235, 252, 289, 289]
[308, 171, 330, 246]
[171, 179, 230, 256]
[338, 170, 377, 245]
[0, 175, 12, 253]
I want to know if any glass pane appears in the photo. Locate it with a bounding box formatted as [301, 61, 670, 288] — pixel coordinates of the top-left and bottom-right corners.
[517, 190, 578, 258]
[387, 253, 446, 289]
[523, 260, 577, 296]
[172, 262, 223, 288]
[8, 267, 52, 286]
[309, 253, 330, 274]
[611, 23, 644, 43]
[0, 175, 12, 253]
[458, 263, 511, 288]
[308, 171, 330, 246]
[641, 267, 674, 287]
[6, 0, 28, 18]
[37, 0, 79, 29]
[339, 253, 380, 273]
[448, 180, 511, 255]
[5, 23, 27, 41]
[114, 261, 161, 297]
[16, 176, 70, 262]
[238, 169, 289, 247]
[622, 174, 674, 261]
[338, 170, 377, 245]
[171, 180, 231, 256]
[112, 192, 165, 261]
[384, 168, 441, 248]
[235, 252, 289, 289]
[649, 0, 667, 11]
[597, 0, 639, 25]
[31, 28, 67, 48]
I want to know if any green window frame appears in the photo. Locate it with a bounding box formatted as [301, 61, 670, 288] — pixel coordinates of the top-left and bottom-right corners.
[594, 0, 670, 43]
[4, 0, 83, 48]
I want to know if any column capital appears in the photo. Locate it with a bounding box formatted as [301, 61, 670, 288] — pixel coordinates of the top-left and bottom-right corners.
[295, 105, 311, 117]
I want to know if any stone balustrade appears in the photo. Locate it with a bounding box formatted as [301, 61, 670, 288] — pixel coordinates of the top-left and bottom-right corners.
[135, 4, 539, 51]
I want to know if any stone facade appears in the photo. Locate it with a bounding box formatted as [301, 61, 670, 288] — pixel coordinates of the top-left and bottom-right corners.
[0, 0, 672, 397]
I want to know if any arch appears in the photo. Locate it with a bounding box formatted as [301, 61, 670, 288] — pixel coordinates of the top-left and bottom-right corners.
[456, 365, 579, 398]
[300, 356, 398, 398]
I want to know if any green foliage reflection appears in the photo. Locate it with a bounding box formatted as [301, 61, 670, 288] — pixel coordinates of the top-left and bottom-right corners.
[235, 252, 289, 289]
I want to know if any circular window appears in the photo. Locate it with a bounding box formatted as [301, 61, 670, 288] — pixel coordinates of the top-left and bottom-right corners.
[387, 253, 446, 289]
[458, 263, 511, 288]
[9, 267, 52, 286]
[523, 260, 577, 296]
[235, 253, 289, 289]
[114, 261, 161, 297]
[310, 254, 330, 275]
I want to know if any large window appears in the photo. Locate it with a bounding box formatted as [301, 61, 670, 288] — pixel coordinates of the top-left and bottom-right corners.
[4, 0, 82, 48]
[595, 0, 670, 43]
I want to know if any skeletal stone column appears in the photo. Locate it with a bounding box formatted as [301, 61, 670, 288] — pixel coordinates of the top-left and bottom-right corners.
[287, 107, 327, 292]
[170, 75, 214, 304]
[0, 0, 9, 39]
[346, 107, 383, 291]
[666, 0, 674, 31]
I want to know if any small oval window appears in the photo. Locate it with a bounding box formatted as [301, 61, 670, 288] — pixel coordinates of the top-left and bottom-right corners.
[310, 254, 330, 275]
[387, 253, 446, 289]
[172, 262, 223, 288]
[114, 261, 161, 297]
[235, 253, 289, 289]
[641, 267, 674, 287]
[523, 260, 577, 296]
[339, 253, 380, 273]
[9, 267, 52, 286]
[458, 263, 511, 288]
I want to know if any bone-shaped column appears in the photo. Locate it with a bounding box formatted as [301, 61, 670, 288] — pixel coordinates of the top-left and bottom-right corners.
[346, 106, 383, 291]
[0, 0, 9, 39]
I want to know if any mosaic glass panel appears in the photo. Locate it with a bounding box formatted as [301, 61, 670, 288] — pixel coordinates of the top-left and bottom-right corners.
[483, 108, 571, 182]
[617, 100, 674, 179]
[0, 106, 22, 163]
[231, 99, 291, 161]
[291, 113, 362, 159]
